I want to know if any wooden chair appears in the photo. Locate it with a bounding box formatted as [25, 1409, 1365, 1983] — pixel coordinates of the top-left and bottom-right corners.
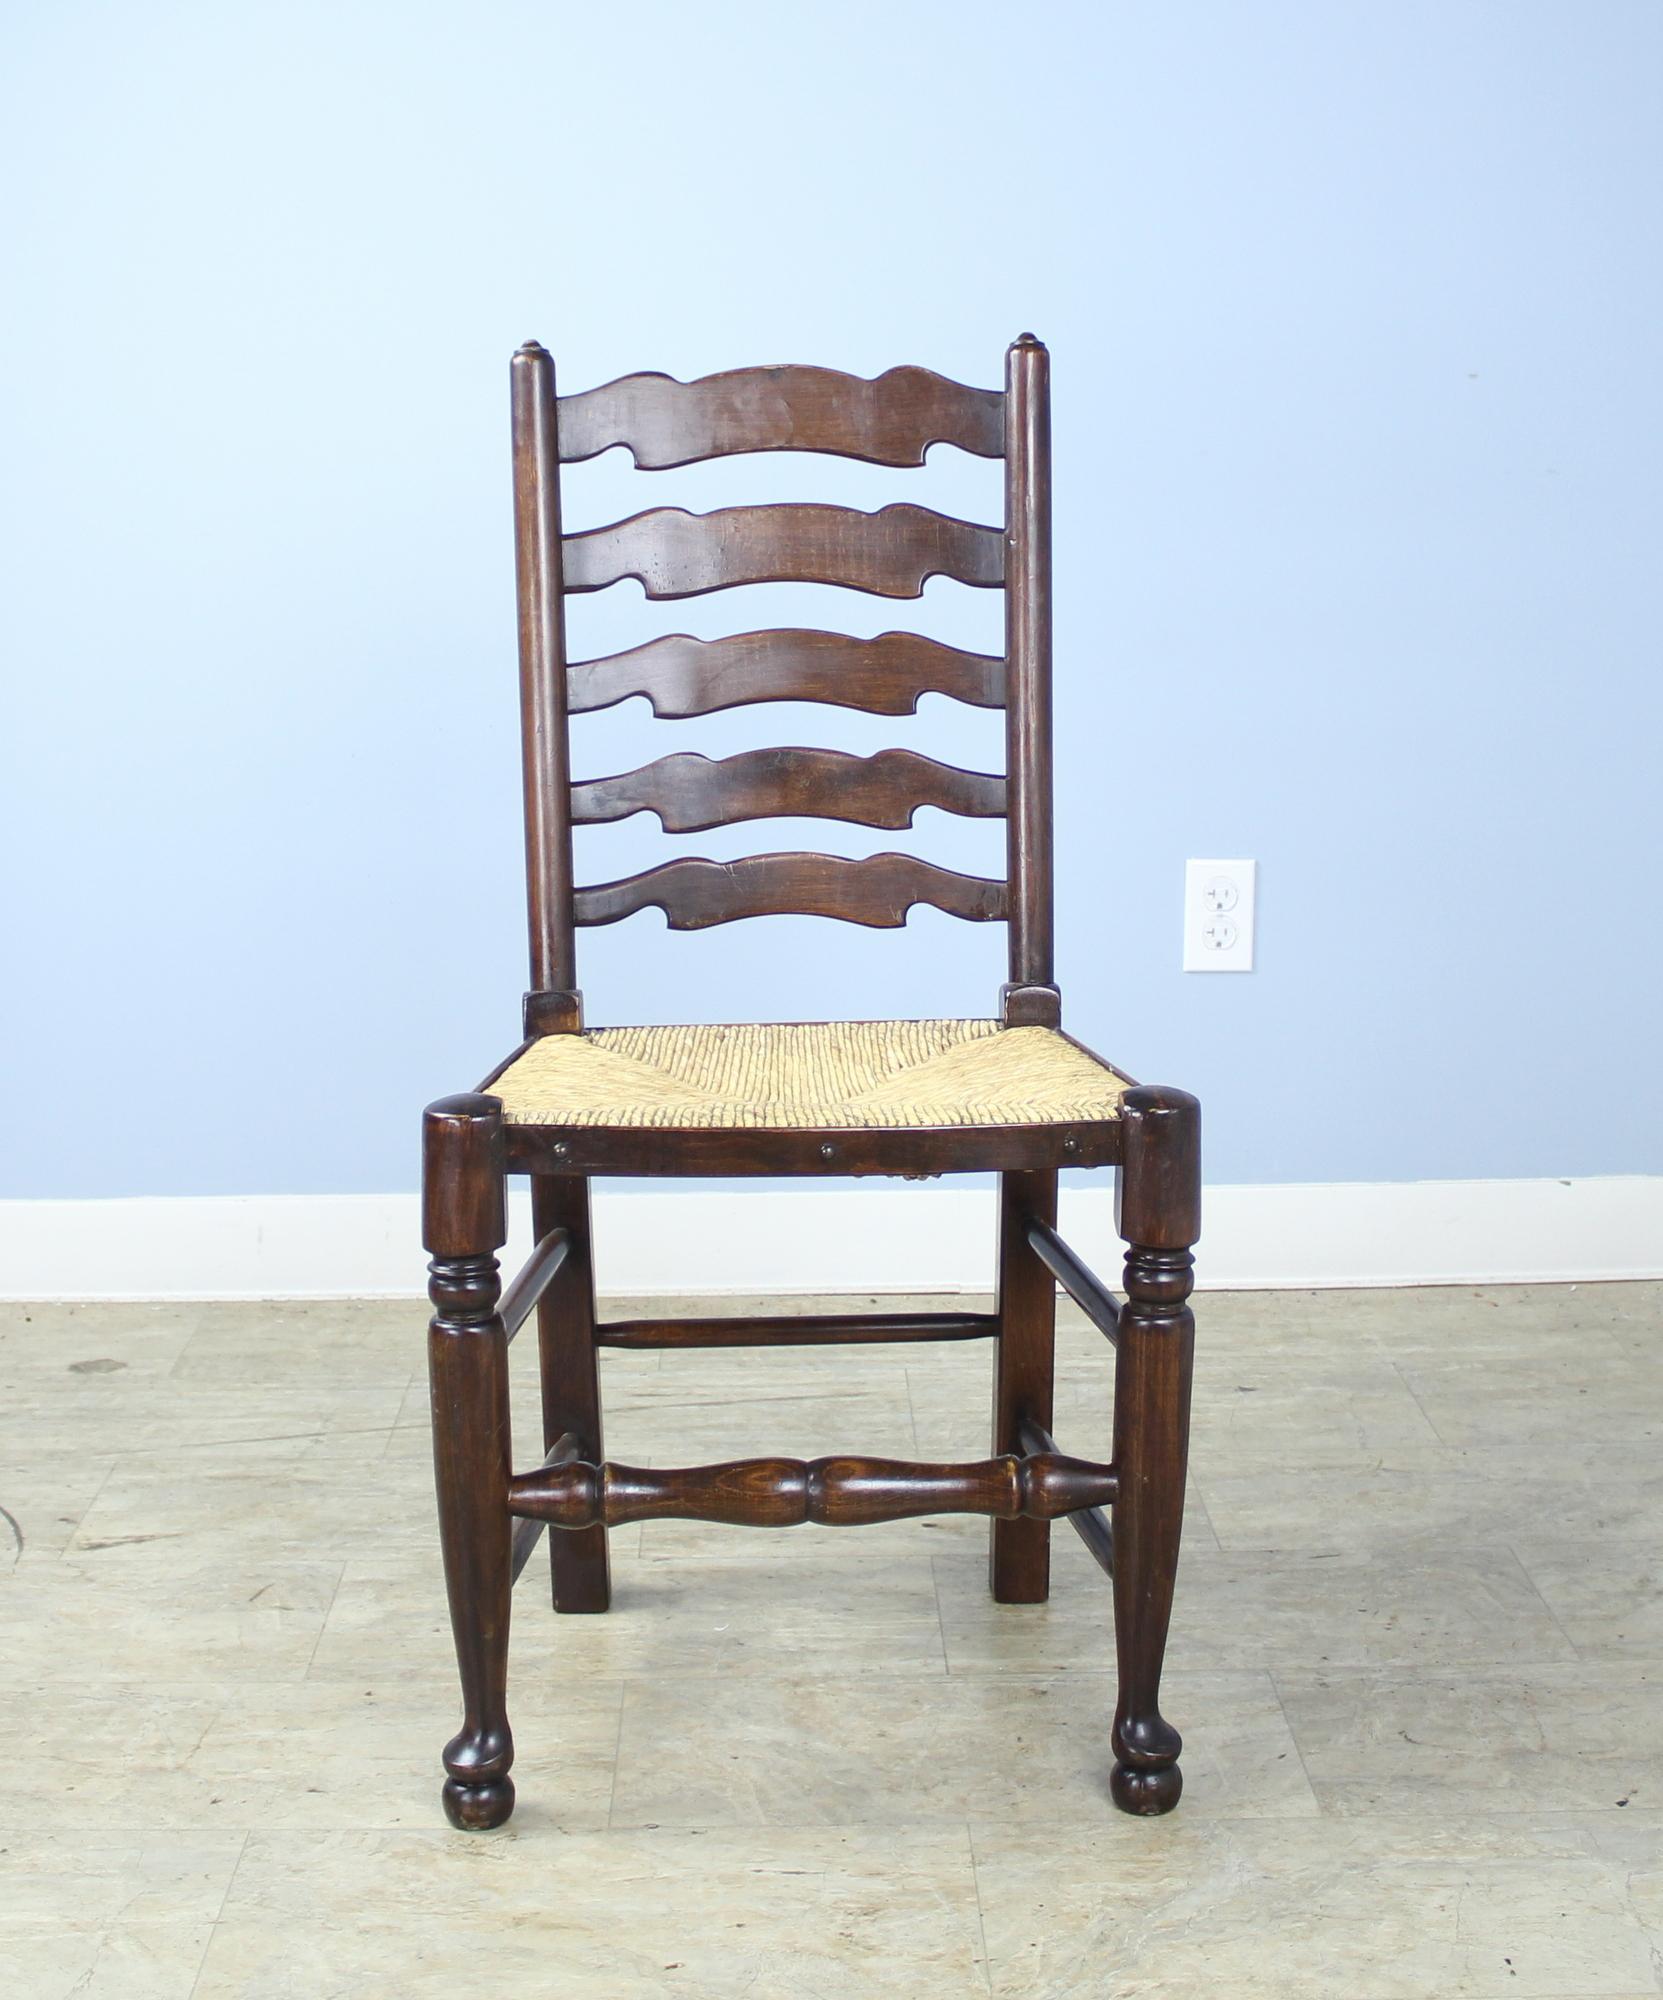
[424, 336, 1200, 1830]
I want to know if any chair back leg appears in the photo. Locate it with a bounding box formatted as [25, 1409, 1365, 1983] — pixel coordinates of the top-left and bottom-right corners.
[989, 1168, 1059, 1602]
[531, 1173, 611, 1611]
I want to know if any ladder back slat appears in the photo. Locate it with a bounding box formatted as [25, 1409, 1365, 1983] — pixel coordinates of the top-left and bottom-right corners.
[573, 853, 1009, 930]
[571, 748, 1005, 833]
[567, 630, 1004, 717]
[557, 364, 1004, 469]
[562, 503, 1004, 600]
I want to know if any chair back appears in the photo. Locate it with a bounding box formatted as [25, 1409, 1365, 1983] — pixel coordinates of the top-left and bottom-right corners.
[510, 337, 1054, 1035]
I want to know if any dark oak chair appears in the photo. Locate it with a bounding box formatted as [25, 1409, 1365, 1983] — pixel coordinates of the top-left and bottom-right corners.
[424, 337, 1200, 1830]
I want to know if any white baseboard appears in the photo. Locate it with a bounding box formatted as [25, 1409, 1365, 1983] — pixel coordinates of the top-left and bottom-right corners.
[0, 1177, 1658, 1301]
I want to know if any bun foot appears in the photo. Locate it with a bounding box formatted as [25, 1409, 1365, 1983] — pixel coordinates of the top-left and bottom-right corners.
[1110, 1758, 1182, 1814]
[442, 1775, 516, 1830]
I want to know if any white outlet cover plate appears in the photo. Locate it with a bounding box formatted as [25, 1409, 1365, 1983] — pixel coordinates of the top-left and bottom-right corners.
[1183, 858, 1257, 972]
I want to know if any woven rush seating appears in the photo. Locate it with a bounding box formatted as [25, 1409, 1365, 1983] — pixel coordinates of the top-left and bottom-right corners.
[489, 1019, 1130, 1130]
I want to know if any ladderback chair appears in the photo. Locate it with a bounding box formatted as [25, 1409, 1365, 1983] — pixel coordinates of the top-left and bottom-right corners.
[424, 336, 1200, 1830]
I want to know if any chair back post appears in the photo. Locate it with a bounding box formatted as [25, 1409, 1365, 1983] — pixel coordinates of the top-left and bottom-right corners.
[511, 341, 582, 1032]
[1002, 333, 1058, 1025]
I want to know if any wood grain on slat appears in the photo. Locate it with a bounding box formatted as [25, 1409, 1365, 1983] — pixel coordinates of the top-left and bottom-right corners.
[567, 629, 1004, 717]
[557, 364, 1003, 468]
[571, 749, 1005, 833]
[562, 504, 1003, 600]
[572, 852, 1008, 930]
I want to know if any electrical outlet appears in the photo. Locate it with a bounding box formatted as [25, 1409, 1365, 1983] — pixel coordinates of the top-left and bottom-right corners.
[1183, 859, 1256, 972]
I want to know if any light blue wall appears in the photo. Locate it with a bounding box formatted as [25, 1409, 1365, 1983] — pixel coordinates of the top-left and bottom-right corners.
[4, 0, 1659, 1198]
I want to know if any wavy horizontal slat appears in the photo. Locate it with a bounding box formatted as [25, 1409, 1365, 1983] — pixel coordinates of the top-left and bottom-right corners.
[571, 749, 1005, 833]
[567, 630, 1004, 717]
[573, 853, 1008, 930]
[562, 504, 1003, 600]
[557, 364, 1003, 468]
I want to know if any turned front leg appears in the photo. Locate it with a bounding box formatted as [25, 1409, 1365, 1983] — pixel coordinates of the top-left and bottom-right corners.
[1110, 1085, 1199, 1815]
[425, 1094, 515, 1831]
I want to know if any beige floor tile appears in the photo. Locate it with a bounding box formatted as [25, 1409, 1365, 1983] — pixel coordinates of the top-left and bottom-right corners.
[0, 1677, 622, 1834]
[1512, 1540, 1663, 1659]
[7, 1281, 1663, 1992]
[1304, 1280, 1663, 1357]
[0, 1685, 222, 1832]
[0, 1829, 244, 1923]
[0, 1301, 412, 1448]
[907, 1378, 1084, 1452]
[1186, 1363, 1444, 1463]
[634, 1507, 996, 1564]
[610, 1668, 1316, 1827]
[167, 1299, 421, 1388]
[0, 1447, 118, 1561]
[971, 1814, 1663, 1997]
[0, 1301, 208, 1380]
[1396, 1352, 1663, 1451]
[1197, 1441, 1663, 1558]
[1275, 1661, 1663, 1817]
[63, 1438, 437, 1563]
[0, 1834, 233, 1994]
[603, 1385, 920, 1461]
[0, 1922, 216, 1999]
[191, 1825, 990, 1999]
[0, 1553, 342, 1687]
[0, 1379, 412, 1456]
[1172, 1286, 1323, 1335]
[935, 1537, 1577, 1675]
[906, 1363, 1112, 1438]
[311, 1546, 948, 1682]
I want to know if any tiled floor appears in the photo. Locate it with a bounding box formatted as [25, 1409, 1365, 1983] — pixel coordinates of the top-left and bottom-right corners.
[2, 1283, 1661, 1997]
